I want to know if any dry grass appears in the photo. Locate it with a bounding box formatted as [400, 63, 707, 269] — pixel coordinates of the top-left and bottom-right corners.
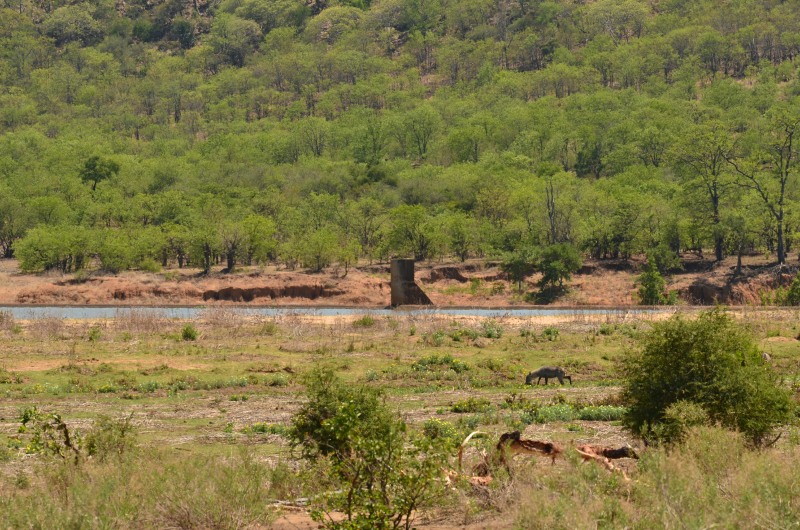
[199, 305, 247, 331]
[114, 308, 169, 334]
[26, 316, 68, 340]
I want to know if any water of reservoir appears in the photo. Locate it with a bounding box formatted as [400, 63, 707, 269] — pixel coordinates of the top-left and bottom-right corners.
[0, 306, 659, 320]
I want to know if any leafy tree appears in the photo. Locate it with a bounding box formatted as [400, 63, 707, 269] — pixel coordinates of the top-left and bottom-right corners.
[672, 121, 736, 261]
[43, 5, 104, 46]
[241, 214, 277, 265]
[637, 262, 675, 305]
[445, 211, 478, 262]
[402, 105, 441, 160]
[80, 156, 120, 192]
[218, 220, 245, 272]
[188, 223, 221, 274]
[536, 243, 582, 290]
[297, 117, 330, 157]
[16, 225, 91, 273]
[0, 190, 26, 258]
[299, 227, 339, 272]
[727, 106, 800, 265]
[96, 231, 133, 274]
[208, 14, 263, 67]
[386, 205, 443, 261]
[501, 246, 536, 293]
[343, 197, 385, 262]
[622, 309, 793, 445]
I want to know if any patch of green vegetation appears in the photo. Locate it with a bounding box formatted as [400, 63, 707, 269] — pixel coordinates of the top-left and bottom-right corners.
[352, 315, 375, 328]
[451, 397, 493, 414]
[181, 324, 199, 341]
[412, 354, 470, 374]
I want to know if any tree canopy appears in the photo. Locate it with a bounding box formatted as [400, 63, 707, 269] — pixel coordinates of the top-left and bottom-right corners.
[2, 0, 800, 277]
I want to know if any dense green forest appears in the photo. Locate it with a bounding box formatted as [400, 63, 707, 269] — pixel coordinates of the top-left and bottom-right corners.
[2, 0, 800, 275]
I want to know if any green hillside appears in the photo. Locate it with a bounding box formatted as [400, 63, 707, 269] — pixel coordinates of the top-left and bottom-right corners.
[1, 0, 800, 278]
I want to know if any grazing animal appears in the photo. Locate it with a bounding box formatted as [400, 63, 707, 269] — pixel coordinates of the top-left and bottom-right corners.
[575, 444, 638, 481]
[497, 431, 563, 466]
[525, 366, 572, 386]
[576, 444, 639, 460]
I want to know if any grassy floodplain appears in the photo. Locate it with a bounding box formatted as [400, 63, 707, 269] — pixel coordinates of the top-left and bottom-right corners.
[1, 306, 799, 528]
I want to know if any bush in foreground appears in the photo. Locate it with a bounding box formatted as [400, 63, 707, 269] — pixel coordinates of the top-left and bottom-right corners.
[290, 368, 449, 529]
[621, 308, 793, 445]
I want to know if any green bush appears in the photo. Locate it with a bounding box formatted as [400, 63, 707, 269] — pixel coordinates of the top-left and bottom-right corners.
[520, 404, 576, 424]
[352, 315, 375, 328]
[537, 243, 583, 290]
[181, 324, 198, 341]
[289, 368, 390, 458]
[784, 272, 800, 306]
[541, 327, 560, 341]
[422, 330, 447, 346]
[259, 321, 279, 335]
[646, 243, 683, 275]
[84, 415, 137, 462]
[421, 418, 461, 448]
[87, 326, 102, 342]
[637, 264, 676, 305]
[622, 309, 793, 446]
[411, 354, 470, 373]
[289, 369, 449, 529]
[649, 400, 711, 445]
[481, 320, 503, 339]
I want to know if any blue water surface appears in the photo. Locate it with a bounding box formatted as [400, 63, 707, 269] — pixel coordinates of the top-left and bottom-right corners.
[0, 305, 657, 320]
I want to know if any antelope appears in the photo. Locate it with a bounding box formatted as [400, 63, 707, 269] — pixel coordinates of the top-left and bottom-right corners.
[496, 431, 563, 466]
[525, 366, 572, 386]
[575, 444, 638, 481]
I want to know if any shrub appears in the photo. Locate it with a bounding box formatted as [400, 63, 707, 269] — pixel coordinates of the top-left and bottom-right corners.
[650, 400, 711, 444]
[637, 264, 676, 305]
[481, 320, 503, 339]
[422, 330, 447, 346]
[84, 415, 136, 461]
[263, 373, 289, 387]
[450, 397, 493, 414]
[520, 404, 576, 424]
[412, 354, 469, 373]
[646, 243, 683, 275]
[449, 327, 479, 342]
[181, 324, 198, 341]
[784, 272, 800, 306]
[289, 369, 449, 529]
[622, 309, 793, 446]
[352, 315, 375, 328]
[541, 327, 560, 341]
[421, 418, 461, 448]
[87, 326, 102, 342]
[17, 407, 81, 462]
[259, 321, 279, 335]
[289, 368, 390, 459]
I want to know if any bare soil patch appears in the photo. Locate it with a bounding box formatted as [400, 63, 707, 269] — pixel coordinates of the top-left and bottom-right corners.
[2, 255, 797, 307]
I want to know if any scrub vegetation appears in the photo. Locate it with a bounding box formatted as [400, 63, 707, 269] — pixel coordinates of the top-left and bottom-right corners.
[0, 308, 798, 527]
